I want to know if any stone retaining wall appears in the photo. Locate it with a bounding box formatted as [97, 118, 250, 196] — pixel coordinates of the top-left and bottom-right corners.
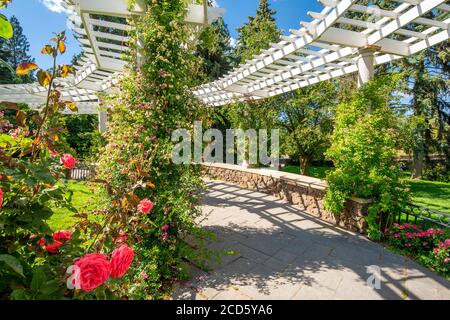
[201, 163, 371, 234]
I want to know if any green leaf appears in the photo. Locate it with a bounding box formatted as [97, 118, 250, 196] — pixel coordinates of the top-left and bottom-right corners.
[31, 268, 47, 291]
[0, 14, 12, 40]
[40, 279, 60, 296]
[10, 289, 31, 300]
[0, 254, 24, 277]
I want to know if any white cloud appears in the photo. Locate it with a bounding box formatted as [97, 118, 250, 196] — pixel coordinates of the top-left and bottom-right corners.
[40, 0, 72, 14]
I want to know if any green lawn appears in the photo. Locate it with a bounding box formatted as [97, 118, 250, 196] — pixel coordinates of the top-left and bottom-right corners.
[281, 165, 331, 180]
[48, 180, 104, 231]
[281, 165, 450, 213]
[406, 179, 450, 213]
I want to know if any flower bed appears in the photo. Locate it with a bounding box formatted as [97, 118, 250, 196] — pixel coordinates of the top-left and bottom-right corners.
[384, 223, 450, 277]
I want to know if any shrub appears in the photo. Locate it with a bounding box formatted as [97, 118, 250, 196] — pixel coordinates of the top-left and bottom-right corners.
[429, 240, 450, 275]
[384, 223, 442, 254]
[325, 75, 409, 240]
[384, 223, 450, 277]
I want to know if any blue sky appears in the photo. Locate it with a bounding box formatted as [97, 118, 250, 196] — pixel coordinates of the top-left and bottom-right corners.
[2, 0, 319, 69]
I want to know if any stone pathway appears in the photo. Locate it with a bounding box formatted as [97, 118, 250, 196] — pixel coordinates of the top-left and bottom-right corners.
[172, 180, 450, 300]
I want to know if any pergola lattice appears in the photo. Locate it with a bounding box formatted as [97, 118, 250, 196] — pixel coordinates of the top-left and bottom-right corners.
[195, 0, 450, 106]
[0, 0, 449, 120]
[0, 0, 224, 115]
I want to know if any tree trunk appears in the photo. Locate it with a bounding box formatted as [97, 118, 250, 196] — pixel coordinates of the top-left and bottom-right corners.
[300, 157, 310, 176]
[446, 118, 450, 173]
[411, 148, 424, 179]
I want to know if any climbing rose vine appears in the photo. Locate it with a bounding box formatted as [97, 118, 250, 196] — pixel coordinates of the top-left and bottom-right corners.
[93, 0, 216, 298]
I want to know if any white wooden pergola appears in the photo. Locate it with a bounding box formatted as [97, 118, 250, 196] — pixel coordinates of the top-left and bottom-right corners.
[0, 0, 449, 128]
[0, 0, 225, 119]
[195, 0, 450, 106]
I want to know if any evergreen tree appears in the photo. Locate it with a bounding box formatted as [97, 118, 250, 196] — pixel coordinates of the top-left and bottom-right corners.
[393, 6, 449, 179]
[197, 17, 237, 82]
[235, 0, 281, 63]
[0, 15, 34, 84]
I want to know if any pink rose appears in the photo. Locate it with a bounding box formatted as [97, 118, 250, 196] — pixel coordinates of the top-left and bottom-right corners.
[0, 188, 3, 209]
[53, 230, 72, 243]
[444, 258, 450, 264]
[161, 224, 169, 233]
[61, 153, 76, 169]
[162, 233, 168, 241]
[115, 230, 128, 244]
[10, 128, 20, 138]
[137, 199, 154, 214]
[74, 253, 111, 292]
[110, 245, 134, 279]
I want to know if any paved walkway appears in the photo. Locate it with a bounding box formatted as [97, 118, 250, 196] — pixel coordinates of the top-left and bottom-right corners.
[172, 180, 450, 300]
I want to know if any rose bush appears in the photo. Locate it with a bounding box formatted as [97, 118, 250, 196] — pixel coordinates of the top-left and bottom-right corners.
[384, 223, 450, 277]
[1, 0, 219, 300]
[0, 31, 136, 300]
[429, 240, 450, 275]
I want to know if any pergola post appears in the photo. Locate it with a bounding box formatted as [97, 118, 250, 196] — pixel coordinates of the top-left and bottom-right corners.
[357, 45, 380, 88]
[98, 110, 108, 134]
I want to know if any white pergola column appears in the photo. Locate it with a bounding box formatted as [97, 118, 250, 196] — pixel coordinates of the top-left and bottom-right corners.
[98, 111, 108, 133]
[357, 45, 380, 88]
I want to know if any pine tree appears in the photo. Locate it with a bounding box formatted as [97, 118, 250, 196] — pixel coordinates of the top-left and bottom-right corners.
[235, 0, 281, 63]
[197, 17, 237, 82]
[0, 15, 34, 84]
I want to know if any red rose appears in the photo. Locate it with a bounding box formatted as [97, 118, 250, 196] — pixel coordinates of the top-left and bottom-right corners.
[53, 230, 72, 242]
[45, 240, 63, 254]
[38, 238, 62, 254]
[110, 245, 134, 279]
[74, 253, 111, 292]
[137, 199, 153, 214]
[61, 153, 76, 169]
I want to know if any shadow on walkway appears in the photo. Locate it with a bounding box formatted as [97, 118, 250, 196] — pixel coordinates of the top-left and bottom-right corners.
[173, 181, 450, 300]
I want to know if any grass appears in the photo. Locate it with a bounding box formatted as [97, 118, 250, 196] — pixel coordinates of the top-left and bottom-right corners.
[281, 165, 450, 214]
[281, 165, 331, 180]
[406, 179, 450, 213]
[48, 180, 104, 231]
